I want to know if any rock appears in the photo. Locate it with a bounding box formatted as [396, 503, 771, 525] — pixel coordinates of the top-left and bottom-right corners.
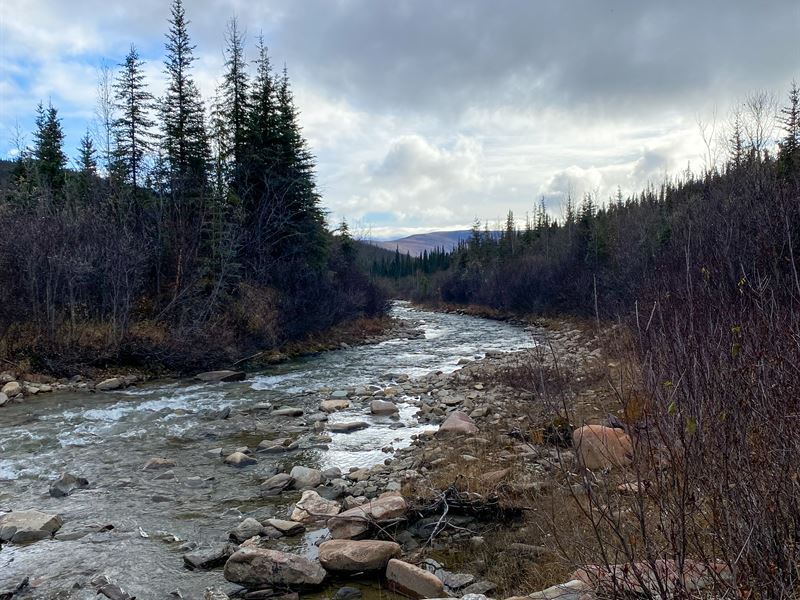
[274, 407, 304, 417]
[143, 457, 176, 470]
[195, 370, 247, 383]
[224, 548, 327, 589]
[204, 589, 231, 600]
[97, 582, 134, 600]
[461, 581, 496, 596]
[289, 466, 323, 489]
[331, 390, 349, 398]
[260, 473, 294, 497]
[229, 518, 265, 543]
[258, 438, 298, 453]
[327, 492, 408, 539]
[436, 411, 478, 436]
[0, 392, 8, 407]
[370, 400, 399, 415]
[572, 425, 632, 469]
[95, 377, 124, 391]
[49, 473, 89, 497]
[529, 579, 594, 600]
[332, 587, 362, 600]
[329, 421, 369, 433]
[386, 559, 446, 599]
[320, 399, 350, 412]
[440, 572, 474, 590]
[0, 509, 64, 543]
[225, 452, 257, 467]
[477, 468, 510, 487]
[184, 544, 238, 570]
[319, 539, 401, 572]
[1, 381, 22, 397]
[265, 518, 305, 536]
[290, 490, 341, 524]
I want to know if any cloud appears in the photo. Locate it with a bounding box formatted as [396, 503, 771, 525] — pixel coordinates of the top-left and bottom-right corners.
[2, 0, 798, 234]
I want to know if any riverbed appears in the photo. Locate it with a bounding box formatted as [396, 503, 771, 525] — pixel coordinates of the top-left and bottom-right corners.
[0, 302, 536, 599]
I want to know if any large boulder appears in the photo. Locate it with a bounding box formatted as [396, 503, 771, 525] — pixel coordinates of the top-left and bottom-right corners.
[195, 370, 247, 383]
[290, 490, 341, 524]
[319, 539, 401, 572]
[328, 421, 369, 433]
[95, 377, 124, 391]
[49, 473, 89, 497]
[327, 492, 408, 539]
[370, 400, 399, 415]
[436, 411, 478, 436]
[320, 399, 350, 413]
[223, 548, 327, 589]
[290, 466, 323, 489]
[2, 381, 22, 397]
[0, 509, 64, 543]
[386, 559, 446, 599]
[261, 473, 294, 497]
[572, 425, 632, 470]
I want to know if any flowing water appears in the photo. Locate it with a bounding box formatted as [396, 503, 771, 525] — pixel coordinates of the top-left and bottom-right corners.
[0, 302, 535, 599]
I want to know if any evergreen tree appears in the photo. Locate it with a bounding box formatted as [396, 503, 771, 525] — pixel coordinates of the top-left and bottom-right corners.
[32, 102, 67, 197]
[77, 130, 98, 175]
[778, 81, 799, 173]
[113, 44, 154, 189]
[217, 17, 250, 186]
[161, 0, 209, 189]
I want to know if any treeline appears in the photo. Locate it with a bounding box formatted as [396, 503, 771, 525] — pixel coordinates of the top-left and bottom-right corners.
[429, 86, 800, 320]
[370, 246, 451, 279]
[0, 0, 384, 373]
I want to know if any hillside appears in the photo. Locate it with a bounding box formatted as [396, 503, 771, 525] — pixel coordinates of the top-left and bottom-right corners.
[371, 230, 484, 256]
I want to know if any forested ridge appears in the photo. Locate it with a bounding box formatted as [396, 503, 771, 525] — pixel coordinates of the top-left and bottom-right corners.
[0, 0, 384, 374]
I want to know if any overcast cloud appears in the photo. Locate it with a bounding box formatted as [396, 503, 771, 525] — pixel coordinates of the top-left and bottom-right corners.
[2, 1, 798, 237]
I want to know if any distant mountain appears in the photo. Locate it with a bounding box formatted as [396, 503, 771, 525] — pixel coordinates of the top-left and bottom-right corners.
[371, 230, 474, 256]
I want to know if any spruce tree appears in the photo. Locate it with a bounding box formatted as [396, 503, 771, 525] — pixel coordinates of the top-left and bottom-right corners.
[218, 17, 250, 187]
[113, 44, 154, 189]
[78, 130, 98, 175]
[161, 0, 209, 189]
[778, 82, 799, 173]
[32, 102, 67, 197]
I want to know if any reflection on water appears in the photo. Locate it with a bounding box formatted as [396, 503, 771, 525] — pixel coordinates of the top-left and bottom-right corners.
[0, 302, 535, 598]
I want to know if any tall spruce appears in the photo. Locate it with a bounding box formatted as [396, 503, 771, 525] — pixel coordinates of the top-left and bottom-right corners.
[778, 81, 799, 173]
[272, 65, 326, 266]
[113, 44, 154, 189]
[217, 17, 250, 188]
[161, 0, 209, 190]
[32, 102, 67, 197]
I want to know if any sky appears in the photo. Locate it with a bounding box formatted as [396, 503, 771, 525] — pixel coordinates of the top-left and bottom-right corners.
[1, 1, 798, 239]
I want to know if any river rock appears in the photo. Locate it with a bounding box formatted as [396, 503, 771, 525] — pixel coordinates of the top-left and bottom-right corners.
[260, 473, 294, 497]
[289, 466, 323, 489]
[274, 407, 304, 417]
[265, 518, 305, 536]
[320, 399, 350, 412]
[436, 411, 478, 436]
[225, 452, 257, 467]
[528, 579, 593, 600]
[143, 457, 176, 470]
[49, 473, 89, 497]
[386, 559, 445, 599]
[96, 377, 124, 391]
[195, 370, 246, 383]
[327, 492, 408, 539]
[224, 547, 327, 589]
[331, 390, 349, 398]
[0, 392, 9, 407]
[319, 539, 401, 572]
[0, 509, 64, 543]
[229, 518, 265, 542]
[2, 381, 21, 397]
[332, 587, 362, 600]
[258, 438, 298, 453]
[290, 490, 341, 524]
[184, 543, 238, 570]
[329, 421, 369, 433]
[370, 400, 399, 415]
[572, 424, 632, 469]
